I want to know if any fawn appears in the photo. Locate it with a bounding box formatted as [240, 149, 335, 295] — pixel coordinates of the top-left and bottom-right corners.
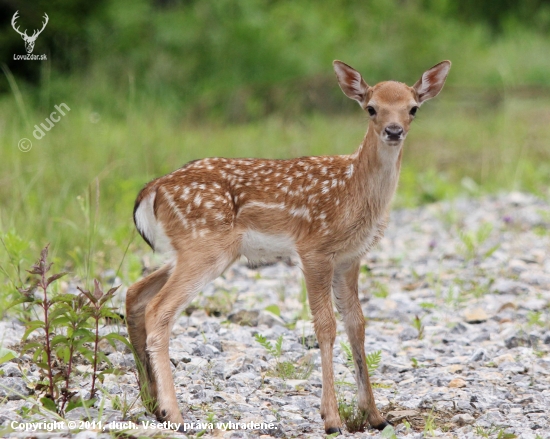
[127, 59, 451, 434]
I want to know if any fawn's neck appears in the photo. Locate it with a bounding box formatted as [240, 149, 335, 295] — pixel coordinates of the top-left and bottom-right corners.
[351, 125, 403, 213]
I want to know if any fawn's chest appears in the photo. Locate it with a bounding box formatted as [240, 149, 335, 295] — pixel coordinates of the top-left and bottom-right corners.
[336, 211, 389, 262]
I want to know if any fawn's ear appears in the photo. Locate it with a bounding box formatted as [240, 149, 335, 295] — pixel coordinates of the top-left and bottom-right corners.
[333, 60, 369, 106]
[413, 60, 451, 104]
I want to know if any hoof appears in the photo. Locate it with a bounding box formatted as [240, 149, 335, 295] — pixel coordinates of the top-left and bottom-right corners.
[325, 426, 342, 435]
[177, 424, 185, 433]
[371, 419, 391, 431]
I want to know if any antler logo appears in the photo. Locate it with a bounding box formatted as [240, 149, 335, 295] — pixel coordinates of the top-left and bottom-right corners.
[11, 11, 49, 54]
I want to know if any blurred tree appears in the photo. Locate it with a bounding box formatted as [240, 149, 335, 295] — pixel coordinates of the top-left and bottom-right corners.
[422, 0, 550, 33]
[1, 0, 550, 118]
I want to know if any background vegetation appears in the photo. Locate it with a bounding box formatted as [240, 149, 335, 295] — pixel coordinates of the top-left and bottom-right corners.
[1, 0, 550, 299]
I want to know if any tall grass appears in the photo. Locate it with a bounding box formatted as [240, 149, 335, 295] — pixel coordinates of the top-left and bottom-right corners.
[1, 0, 550, 293]
[1, 87, 549, 289]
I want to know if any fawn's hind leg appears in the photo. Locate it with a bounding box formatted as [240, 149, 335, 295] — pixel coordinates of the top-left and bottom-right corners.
[144, 244, 237, 426]
[126, 264, 172, 403]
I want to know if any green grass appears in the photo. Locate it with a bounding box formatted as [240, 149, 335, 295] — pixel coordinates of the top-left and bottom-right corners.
[0, 89, 549, 293]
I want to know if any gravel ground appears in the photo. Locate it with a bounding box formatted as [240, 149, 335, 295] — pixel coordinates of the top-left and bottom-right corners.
[1, 192, 549, 439]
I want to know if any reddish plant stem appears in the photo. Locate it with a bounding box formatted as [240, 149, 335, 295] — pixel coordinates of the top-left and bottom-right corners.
[60, 332, 76, 412]
[90, 313, 100, 398]
[40, 271, 55, 402]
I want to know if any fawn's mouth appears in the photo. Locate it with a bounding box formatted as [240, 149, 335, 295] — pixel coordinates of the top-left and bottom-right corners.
[382, 134, 405, 144]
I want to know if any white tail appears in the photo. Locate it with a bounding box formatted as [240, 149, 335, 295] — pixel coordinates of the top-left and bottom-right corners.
[127, 59, 451, 434]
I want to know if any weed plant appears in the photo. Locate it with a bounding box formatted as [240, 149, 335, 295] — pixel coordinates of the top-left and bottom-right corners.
[4, 245, 130, 415]
[254, 334, 313, 380]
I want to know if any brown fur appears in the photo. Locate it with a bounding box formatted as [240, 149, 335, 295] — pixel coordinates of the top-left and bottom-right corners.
[127, 59, 450, 434]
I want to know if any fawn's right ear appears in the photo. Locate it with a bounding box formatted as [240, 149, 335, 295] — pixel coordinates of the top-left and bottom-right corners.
[333, 60, 369, 106]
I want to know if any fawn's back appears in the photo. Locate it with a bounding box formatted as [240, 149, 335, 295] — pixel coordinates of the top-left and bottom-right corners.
[134, 149, 392, 268]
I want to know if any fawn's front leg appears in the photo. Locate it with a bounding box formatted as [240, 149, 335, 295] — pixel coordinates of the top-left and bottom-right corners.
[333, 260, 389, 430]
[301, 254, 341, 434]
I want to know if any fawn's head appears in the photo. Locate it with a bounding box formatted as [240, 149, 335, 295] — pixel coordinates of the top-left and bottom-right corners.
[333, 60, 451, 145]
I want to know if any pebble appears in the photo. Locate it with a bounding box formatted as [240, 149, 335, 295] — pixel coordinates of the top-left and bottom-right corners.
[0, 377, 29, 400]
[463, 308, 489, 323]
[1, 193, 549, 438]
[451, 413, 475, 425]
[448, 378, 467, 388]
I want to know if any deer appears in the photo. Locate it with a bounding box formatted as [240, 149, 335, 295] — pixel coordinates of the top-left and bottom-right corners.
[126, 59, 451, 434]
[11, 11, 49, 54]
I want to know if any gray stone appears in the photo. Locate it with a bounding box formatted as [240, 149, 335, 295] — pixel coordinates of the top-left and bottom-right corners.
[451, 322, 469, 334]
[258, 310, 286, 327]
[227, 310, 259, 326]
[519, 272, 550, 288]
[0, 377, 29, 400]
[0, 363, 22, 377]
[74, 431, 98, 439]
[399, 326, 419, 341]
[499, 362, 527, 374]
[469, 348, 487, 362]
[505, 331, 538, 349]
[491, 279, 530, 295]
[472, 332, 490, 343]
[451, 413, 475, 426]
[107, 352, 135, 367]
[386, 409, 419, 422]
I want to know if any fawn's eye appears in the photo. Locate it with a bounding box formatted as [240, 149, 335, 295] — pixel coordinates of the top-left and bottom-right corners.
[410, 106, 419, 117]
[366, 106, 376, 117]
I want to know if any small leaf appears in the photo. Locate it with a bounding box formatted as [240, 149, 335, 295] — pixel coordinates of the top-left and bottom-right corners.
[7, 296, 35, 310]
[0, 347, 17, 364]
[264, 304, 281, 316]
[50, 316, 70, 328]
[106, 285, 120, 297]
[65, 397, 96, 413]
[22, 320, 46, 341]
[275, 335, 284, 357]
[21, 341, 43, 353]
[27, 265, 42, 275]
[93, 279, 103, 300]
[50, 293, 76, 305]
[50, 334, 67, 347]
[40, 245, 50, 262]
[73, 328, 94, 339]
[47, 272, 67, 285]
[78, 287, 96, 304]
[381, 424, 398, 439]
[40, 396, 57, 413]
[103, 332, 132, 348]
[53, 372, 65, 384]
[365, 350, 382, 373]
[60, 346, 70, 364]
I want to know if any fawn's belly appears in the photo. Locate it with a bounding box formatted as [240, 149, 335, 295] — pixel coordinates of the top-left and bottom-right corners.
[239, 230, 298, 266]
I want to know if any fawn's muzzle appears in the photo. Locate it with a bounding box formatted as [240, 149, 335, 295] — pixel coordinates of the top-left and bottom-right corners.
[384, 124, 404, 141]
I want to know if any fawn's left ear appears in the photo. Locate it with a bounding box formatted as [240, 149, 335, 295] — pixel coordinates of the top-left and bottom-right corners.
[333, 60, 370, 106]
[413, 60, 451, 104]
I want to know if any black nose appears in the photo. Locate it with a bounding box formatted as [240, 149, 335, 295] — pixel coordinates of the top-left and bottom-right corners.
[384, 125, 403, 139]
